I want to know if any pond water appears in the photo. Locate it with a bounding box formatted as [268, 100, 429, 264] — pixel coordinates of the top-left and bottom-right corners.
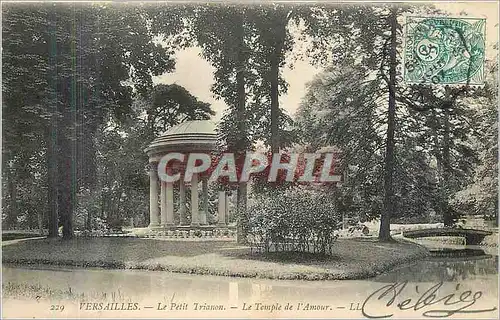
[2, 242, 498, 319]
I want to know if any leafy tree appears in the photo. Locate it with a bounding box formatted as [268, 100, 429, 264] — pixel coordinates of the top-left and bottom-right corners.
[298, 4, 489, 239]
[296, 4, 488, 234]
[2, 3, 181, 238]
[184, 5, 255, 243]
[146, 83, 214, 136]
[453, 61, 498, 224]
[76, 82, 214, 231]
[248, 5, 297, 153]
[296, 64, 387, 226]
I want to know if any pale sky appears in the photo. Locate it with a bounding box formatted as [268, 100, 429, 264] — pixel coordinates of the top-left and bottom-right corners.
[153, 1, 499, 121]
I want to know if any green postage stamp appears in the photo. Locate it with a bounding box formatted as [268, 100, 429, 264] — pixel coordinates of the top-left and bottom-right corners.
[403, 16, 486, 86]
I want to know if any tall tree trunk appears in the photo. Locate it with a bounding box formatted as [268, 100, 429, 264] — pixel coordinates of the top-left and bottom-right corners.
[47, 127, 59, 238]
[270, 15, 287, 154]
[58, 135, 75, 240]
[3, 165, 19, 229]
[59, 14, 78, 240]
[379, 9, 398, 242]
[430, 109, 446, 223]
[270, 46, 280, 154]
[236, 183, 248, 244]
[58, 75, 77, 240]
[235, 13, 248, 244]
[6, 167, 18, 230]
[86, 208, 92, 231]
[47, 14, 59, 239]
[38, 211, 44, 235]
[442, 106, 453, 226]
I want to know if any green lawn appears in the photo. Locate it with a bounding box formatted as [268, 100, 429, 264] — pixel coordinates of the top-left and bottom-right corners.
[2, 232, 44, 241]
[2, 237, 428, 280]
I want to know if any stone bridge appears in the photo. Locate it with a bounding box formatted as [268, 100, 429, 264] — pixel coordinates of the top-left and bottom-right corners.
[402, 228, 493, 245]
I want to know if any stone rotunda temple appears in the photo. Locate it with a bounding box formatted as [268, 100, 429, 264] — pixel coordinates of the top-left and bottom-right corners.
[144, 120, 229, 230]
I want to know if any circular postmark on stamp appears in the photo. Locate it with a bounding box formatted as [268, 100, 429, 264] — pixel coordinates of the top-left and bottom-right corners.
[403, 16, 486, 86]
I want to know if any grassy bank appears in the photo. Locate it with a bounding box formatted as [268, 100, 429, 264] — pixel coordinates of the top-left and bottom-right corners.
[2, 232, 44, 241]
[2, 237, 428, 280]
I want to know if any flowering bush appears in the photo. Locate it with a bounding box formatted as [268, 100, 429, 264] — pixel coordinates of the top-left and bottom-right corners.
[247, 188, 341, 255]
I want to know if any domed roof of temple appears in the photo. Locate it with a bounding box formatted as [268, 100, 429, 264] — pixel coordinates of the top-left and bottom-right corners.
[144, 120, 218, 160]
[163, 120, 216, 136]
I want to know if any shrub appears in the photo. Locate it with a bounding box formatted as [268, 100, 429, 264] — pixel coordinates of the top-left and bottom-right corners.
[247, 188, 340, 255]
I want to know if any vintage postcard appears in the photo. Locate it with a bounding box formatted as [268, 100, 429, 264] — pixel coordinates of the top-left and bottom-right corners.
[1, 0, 499, 319]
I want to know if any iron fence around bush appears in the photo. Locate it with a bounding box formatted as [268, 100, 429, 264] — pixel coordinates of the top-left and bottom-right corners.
[248, 233, 340, 255]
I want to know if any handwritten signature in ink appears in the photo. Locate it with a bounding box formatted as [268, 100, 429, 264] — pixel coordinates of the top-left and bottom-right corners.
[361, 281, 497, 318]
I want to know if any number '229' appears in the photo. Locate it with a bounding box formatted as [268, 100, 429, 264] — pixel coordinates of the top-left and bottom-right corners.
[50, 305, 64, 312]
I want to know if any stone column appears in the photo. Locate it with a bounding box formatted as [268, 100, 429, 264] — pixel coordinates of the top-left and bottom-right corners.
[166, 175, 174, 227]
[217, 190, 226, 226]
[148, 163, 159, 228]
[160, 180, 167, 226]
[190, 173, 200, 226]
[179, 175, 187, 226]
[225, 192, 229, 224]
[200, 176, 208, 225]
[161, 167, 175, 227]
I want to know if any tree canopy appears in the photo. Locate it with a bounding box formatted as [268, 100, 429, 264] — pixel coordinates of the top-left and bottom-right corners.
[3, 3, 497, 241]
